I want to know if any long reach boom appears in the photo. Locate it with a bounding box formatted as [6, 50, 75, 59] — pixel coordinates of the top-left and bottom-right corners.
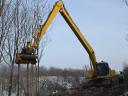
[16, 1, 116, 80]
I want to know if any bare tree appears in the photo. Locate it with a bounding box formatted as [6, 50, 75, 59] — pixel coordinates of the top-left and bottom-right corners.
[0, 0, 49, 95]
[122, 0, 128, 41]
[30, 0, 50, 95]
[0, 0, 11, 63]
[0, 0, 6, 16]
[123, 0, 128, 6]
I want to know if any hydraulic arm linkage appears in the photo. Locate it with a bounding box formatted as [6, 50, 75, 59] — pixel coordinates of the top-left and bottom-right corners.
[15, 1, 112, 79]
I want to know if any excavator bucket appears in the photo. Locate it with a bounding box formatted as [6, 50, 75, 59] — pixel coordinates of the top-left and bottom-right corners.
[15, 53, 37, 64]
[21, 47, 35, 54]
[15, 48, 37, 64]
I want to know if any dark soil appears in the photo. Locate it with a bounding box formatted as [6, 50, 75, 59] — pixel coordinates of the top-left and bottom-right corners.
[50, 82, 128, 96]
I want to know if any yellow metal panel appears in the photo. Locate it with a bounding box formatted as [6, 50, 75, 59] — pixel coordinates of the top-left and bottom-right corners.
[31, 1, 63, 48]
[59, 6, 97, 75]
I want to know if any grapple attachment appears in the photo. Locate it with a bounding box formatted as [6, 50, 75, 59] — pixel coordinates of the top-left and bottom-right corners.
[15, 48, 37, 64]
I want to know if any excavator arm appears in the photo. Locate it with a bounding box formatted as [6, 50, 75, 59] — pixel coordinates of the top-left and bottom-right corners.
[31, 1, 97, 75]
[16, 1, 112, 79]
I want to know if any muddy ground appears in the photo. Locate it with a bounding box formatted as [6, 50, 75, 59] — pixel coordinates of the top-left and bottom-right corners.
[51, 82, 128, 96]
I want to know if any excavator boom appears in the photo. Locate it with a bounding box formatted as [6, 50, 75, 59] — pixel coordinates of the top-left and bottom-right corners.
[16, 1, 113, 80]
[31, 1, 97, 74]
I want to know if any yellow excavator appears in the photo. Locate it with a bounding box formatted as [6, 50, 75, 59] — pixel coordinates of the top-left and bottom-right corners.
[15, 1, 117, 87]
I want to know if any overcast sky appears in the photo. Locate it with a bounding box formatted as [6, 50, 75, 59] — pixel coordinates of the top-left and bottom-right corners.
[39, 0, 128, 71]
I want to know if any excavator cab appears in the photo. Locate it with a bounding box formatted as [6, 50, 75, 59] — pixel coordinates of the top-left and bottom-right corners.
[15, 47, 37, 64]
[96, 61, 109, 77]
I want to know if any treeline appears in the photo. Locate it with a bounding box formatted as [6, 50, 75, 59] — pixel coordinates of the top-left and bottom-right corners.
[39, 66, 84, 77]
[0, 65, 84, 77]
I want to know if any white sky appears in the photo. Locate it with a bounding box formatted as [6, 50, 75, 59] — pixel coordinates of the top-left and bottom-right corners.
[40, 0, 128, 71]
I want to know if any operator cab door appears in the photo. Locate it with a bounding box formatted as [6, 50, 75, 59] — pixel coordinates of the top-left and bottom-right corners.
[96, 62, 109, 76]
